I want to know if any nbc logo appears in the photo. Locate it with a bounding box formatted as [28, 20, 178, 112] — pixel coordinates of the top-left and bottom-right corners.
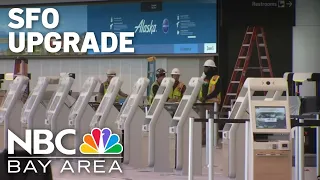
[7, 127, 123, 174]
[80, 128, 123, 154]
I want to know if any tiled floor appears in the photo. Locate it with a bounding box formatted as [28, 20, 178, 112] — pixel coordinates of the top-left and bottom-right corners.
[52, 148, 317, 180]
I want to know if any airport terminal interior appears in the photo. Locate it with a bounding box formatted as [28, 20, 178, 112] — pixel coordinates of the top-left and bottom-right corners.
[0, 0, 319, 180]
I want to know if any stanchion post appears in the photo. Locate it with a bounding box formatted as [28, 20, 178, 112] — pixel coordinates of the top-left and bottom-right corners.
[317, 114, 320, 176]
[294, 123, 299, 180]
[208, 118, 214, 180]
[244, 120, 250, 180]
[188, 117, 194, 180]
[213, 103, 218, 147]
[298, 118, 305, 180]
[206, 109, 210, 165]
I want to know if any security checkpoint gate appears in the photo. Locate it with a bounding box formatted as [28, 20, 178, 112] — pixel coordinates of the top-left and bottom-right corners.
[90, 77, 123, 135]
[169, 77, 203, 175]
[67, 77, 99, 155]
[142, 77, 174, 172]
[0, 76, 29, 150]
[116, 77, 149, 167]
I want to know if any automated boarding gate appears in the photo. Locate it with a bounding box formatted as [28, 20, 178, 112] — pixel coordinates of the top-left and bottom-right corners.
[45, 77, 74, 154]
[21, 74, 75, 134]
[142, 77, 174, 172]
[116, 77, 149, 167]
[0, 76, 29, 150]
[90, 77, 123, 134]
[67, 77, 99, 155]
[223, 78, 292, 180]
[21, 77, 50, 133]
[222, 78, 284, 178]
[169, 77, 203, 175]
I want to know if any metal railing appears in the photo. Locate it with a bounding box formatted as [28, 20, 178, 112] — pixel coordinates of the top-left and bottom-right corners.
[189, 115, 320, 180]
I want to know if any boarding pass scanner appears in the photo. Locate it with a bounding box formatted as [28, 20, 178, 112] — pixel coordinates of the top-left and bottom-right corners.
[90, 77, 123, 135]
[141, 77, 174, 172]
[21, 77, 51, 131]
[45, 77, 74, 144]
[67, 77, 99, 155]
[0, 76, 29, 150]
[169, 77, 203, 175]
[115, 77, 149, 167]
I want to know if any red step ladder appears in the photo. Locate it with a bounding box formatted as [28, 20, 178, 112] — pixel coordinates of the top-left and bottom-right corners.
[221, 26, 274, 114]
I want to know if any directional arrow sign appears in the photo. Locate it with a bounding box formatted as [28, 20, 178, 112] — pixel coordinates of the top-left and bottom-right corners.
[286, 1, 292, 7]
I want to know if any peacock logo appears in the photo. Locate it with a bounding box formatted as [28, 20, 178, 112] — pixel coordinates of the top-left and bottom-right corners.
[79, 128, 123, 154]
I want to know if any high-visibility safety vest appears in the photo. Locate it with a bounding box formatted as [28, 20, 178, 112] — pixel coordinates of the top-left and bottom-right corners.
[148, 81, 160, 105]
[199, 75, 221, 104]
[168, 82, 185, 101]
[103, 82, 120, 103]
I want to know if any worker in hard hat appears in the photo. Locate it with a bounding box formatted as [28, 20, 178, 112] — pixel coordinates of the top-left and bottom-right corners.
[168, 68, 186, 102]
[97, 69, 128, 103]
[198, 59, 221, 104]
[148, 68, 166, 105]
[199, 59, 221, 145]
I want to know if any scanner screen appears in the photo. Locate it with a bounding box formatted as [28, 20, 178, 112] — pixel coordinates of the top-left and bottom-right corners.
[148, 99, 159, 115]
[49, 96, 60, 111]
[2, 94, 13, 109]
[255, 106, 286, 129]
[122, 98, 134, 115]
[26, 95, 37, 110]
[175, 99, 188, 117]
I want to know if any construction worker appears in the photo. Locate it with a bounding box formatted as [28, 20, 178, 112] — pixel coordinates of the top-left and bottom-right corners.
[168, 68, 186, 102]
[198, 59, 221, 145]
[198, 59, 221, 104]
[148, 68, 166, 105]
[97, 69, 128, 103]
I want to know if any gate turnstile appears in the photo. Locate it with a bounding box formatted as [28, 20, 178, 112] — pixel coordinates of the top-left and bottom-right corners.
[169, 77, 203, 175]
[116, 77, 149, 167]
[21, 77, 50, 133]
[0, 76, 29, 150]
[142, 77, 174, 172]
[90, 77, 123, 135]
[67, 77, 98, 155]
[45, 76, 74, 143]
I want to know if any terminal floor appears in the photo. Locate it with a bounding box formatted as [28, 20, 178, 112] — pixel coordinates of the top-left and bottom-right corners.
[52, 148, 317, 180]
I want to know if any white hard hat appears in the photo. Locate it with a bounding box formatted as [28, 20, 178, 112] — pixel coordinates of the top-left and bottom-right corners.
[171, 68, 180, 75]
[203, 59, 216, 67]
[107, 69, 116, 76]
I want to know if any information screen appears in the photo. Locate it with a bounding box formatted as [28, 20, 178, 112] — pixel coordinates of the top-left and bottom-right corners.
[0, 1, 217, 56]
[255, 106, 286, 129]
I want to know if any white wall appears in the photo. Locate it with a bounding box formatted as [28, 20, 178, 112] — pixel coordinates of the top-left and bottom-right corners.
[0, 57, 203, 93]
[293, 0, 320, 96]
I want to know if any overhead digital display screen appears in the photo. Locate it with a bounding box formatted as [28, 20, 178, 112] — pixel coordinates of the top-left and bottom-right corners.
[0, 1, 217, 56]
